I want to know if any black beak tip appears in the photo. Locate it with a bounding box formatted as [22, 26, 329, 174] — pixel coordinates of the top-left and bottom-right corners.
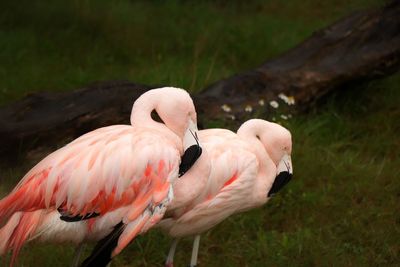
[267, 171, 292, 197]
[178, 145, 202, 177]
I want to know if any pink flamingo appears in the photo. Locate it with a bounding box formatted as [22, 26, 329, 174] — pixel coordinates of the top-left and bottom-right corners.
[0, 87, 202, 267]
[158, 119, 293, 267]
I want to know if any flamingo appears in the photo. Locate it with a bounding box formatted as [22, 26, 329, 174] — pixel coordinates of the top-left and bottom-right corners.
[158, 119, 293, 267]
[0, 87, 202, 267]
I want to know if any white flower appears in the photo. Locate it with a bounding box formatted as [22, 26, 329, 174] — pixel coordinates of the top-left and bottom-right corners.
[269, 100, 279, 109]
[244, 105, 253, 113]
[278, 93, 295, 105]
[228, 114, 236, 120]
[221, 104, 232, 112]
[280, 114, 288, 120]
[258, 99, 265, 106]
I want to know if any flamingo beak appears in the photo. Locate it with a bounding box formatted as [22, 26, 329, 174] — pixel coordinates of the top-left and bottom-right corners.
[267, 154, 293, 197]
[179, 120, 202, 177]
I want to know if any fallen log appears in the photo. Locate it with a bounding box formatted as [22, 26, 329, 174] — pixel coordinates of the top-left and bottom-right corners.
[0, 1, 399, 158]
[195, 0, 400, 120]
[0, 81, 153, 159]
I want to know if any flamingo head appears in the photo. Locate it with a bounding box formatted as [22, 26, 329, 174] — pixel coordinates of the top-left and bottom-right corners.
[131, 87, 202, 176]
[238, 119, 293, 197]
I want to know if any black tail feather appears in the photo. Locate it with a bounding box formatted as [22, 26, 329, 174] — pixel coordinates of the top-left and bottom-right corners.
[58, 208, 100, 222]
[79, 222, 125, 267]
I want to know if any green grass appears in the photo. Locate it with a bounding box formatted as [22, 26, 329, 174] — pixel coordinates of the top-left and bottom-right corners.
[1, 1, 399, 266]
[0, 0, 382, 105]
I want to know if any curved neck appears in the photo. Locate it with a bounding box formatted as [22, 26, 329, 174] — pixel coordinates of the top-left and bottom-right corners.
[237, 123, 268, 168]
[130, 92, 159, 128]
[237, 120, 274, 169]
[130, 93, 181, 149]
[238, 125, 275, 205]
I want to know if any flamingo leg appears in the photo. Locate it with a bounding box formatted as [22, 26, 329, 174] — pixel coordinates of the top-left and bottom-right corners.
[189, 235, 201, 267]
[165, 238, 179, 267]
[71, 243, 85, 267]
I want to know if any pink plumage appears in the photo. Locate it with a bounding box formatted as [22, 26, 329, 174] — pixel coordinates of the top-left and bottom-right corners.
[159, 119, 293, 267]
[0, 87, 201, 267]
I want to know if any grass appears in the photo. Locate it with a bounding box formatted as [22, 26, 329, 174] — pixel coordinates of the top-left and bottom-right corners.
[1, 0, 399, 266]
[0, 0, 382, 104]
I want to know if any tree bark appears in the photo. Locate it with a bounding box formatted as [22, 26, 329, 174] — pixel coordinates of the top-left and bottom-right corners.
[0, 1, 399, 158]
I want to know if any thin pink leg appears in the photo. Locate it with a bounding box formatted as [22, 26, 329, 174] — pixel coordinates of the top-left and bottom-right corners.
[189, 235, 201, 267]
[165, 239, 179, 267]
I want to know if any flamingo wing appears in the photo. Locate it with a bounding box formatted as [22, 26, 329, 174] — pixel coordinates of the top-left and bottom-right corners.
[0, 125, 180, 226]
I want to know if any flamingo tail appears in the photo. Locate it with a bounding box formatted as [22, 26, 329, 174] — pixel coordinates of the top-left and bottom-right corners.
[0, 210, 44, 267]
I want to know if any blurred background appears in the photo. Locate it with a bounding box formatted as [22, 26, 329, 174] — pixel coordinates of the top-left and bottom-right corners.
[0, 0, 399, 266]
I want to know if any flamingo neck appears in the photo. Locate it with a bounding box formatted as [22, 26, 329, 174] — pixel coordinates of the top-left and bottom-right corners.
[130, 92, 159, 128]
[130, 92, 181, 150]
[237, 123, 269, 170]
[238, 125, 275, 204]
